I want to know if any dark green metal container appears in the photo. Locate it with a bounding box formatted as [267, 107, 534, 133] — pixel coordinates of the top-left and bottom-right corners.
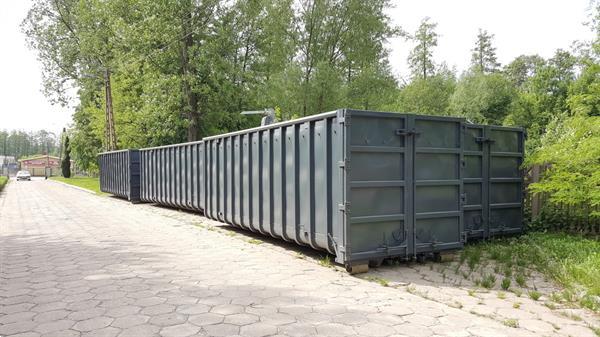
[202, 109, 467, 269]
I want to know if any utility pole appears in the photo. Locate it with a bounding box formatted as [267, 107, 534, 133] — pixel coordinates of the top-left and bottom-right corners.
[3, 133, 7, 178]
[104, 68, 117, 151]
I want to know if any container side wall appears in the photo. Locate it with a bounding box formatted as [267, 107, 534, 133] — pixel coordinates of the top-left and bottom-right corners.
[139, 142, 204, 211]
[202, 112, 343, 256]
[98, 150, 140, 202]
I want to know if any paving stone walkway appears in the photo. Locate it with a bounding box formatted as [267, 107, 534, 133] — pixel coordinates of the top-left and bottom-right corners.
[0, 179, 592, 337]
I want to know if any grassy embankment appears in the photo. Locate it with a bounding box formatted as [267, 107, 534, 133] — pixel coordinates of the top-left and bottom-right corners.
[0, 176, 8, 191]
[461, 232, 599, 312]
[50, 176, 104, 195]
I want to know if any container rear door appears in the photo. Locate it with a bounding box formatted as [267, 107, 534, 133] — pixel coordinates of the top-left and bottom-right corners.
[462, 124, 488, 239]
[487, 126, 524, 235]
[411, 116, 464, 254]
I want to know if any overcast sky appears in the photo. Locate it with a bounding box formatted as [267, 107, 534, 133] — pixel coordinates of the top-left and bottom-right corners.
[1, 0, 595, 134]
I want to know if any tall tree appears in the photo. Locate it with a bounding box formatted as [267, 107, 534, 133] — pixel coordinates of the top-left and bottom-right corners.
[448, 72, 515, 124]
[407, 17, 438, 80]
[504, 50, 577, 150]
[23, 0, 120, 150]
[61, 135, 71, 178]
[470, 29, 500, 73]
[396, 66, 456, 115]
[296, 0, 397, 116]
[503, 55, 545, 88]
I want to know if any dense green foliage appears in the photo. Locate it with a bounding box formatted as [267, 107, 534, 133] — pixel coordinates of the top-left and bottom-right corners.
[464, 233, 600, 312]
[23, 0, 400, 172]
[449, 72, 516, 124]
[21, 0, 600, 228]
[0, 130, 59, 159]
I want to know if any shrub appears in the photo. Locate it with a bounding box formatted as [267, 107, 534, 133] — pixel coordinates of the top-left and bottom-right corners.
[61, 135, 71, 178]
[501, 277, 511, 290]
[0, 176, 7, 191]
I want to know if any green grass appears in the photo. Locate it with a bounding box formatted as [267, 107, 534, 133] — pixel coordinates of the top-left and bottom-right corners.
[528, 290, 542, 301]
[364, 276, 390, 287]
[471, 232, 600, 312]
[318, 255, 333, 268]
[0, 176, 8, 191]
[480, 273, 497, 289]
[503, 319, 519, 328]
[50, 176, 103, 195]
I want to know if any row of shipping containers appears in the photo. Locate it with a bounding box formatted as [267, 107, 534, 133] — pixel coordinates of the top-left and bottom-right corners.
[98, 109, 524, 271]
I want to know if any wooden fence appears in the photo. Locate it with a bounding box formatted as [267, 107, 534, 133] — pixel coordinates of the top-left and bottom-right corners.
[525, 165, 600, 234]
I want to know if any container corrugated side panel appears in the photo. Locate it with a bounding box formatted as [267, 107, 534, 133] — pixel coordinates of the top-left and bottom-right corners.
[203, 111, 344, 257]
[98, 150, 140, 202]
[139, 142, 204, 212]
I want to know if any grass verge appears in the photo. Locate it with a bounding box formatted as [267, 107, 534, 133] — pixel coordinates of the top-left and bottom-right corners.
[463, 232, 599, 312]
[0, 176, 8, 192]
[50, 176, 104, 195]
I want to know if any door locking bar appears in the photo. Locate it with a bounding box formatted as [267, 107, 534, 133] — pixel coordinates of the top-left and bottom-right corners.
[396, 128, 420, 136]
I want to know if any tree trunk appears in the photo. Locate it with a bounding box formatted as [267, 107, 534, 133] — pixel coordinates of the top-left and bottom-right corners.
[181, 6, 200, 141]
[104, 68, 117, 151]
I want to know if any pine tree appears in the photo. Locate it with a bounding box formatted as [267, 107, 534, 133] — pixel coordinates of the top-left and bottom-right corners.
[61, 135, 71, 178]
[471, 29, 500, 73]
[408, 17, 438, 80]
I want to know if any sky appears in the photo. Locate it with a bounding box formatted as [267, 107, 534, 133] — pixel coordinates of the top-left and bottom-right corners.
[1, 0, 596, 134]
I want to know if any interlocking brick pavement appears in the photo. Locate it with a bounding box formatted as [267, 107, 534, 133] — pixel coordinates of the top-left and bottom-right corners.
[0, 179, 565, 336]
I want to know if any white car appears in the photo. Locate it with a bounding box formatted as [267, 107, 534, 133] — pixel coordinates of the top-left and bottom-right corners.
[16, 170, 31, 181]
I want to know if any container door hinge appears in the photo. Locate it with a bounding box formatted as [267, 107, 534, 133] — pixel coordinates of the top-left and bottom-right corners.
[460, 232, 468, 243]
[338, 202, 350, 212]
[338, 116, 350, 125]
[338, 160, 349, 168]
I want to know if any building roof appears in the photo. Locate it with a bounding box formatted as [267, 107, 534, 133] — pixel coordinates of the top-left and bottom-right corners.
[19, 155, 60, 162]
